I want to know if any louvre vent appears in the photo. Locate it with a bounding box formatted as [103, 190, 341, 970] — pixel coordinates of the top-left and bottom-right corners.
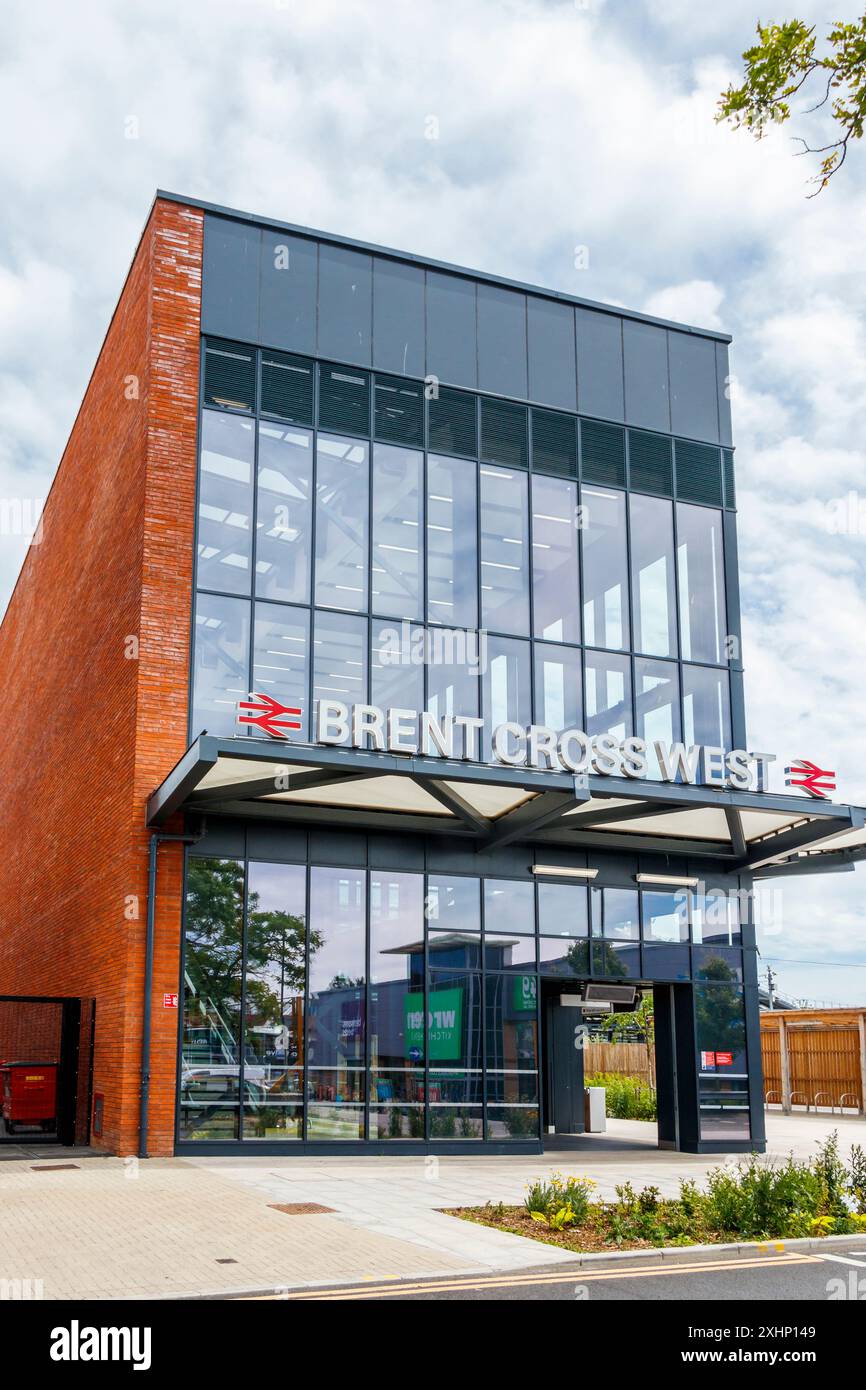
[260, 350, 314, 424]
[628, 429, 673, 496]
[580, 419, 626, 487]
[531, 408, 578, 477]
[481, 397, 528, 470]
[723, 449, 736, 509]
[203, 339, 255, 412]
[675, 440, 723, 507]
[318, 363, 370, 437]
[374, 374, 424, 446]
[427, 386, 477, 458]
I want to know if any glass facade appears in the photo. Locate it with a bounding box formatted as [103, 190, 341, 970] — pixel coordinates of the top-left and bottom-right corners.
[191, 345, 736, 766]
[179, 857, 750, 1145]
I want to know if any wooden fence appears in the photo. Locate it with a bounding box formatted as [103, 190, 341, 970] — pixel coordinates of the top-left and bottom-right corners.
[761, 1011, 866, 1113]
[584, 1041, 655, 1088]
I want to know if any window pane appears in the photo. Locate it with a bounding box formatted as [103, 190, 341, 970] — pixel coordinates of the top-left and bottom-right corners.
[313, 609, 368, 709]
[592, 887, 639, 940]
[485, 974, 539, 1070]
[534, 643, 582, 734]
[582, 485, 629, 649]
[635, 657, 681, 780]
[425, 875, 480, 934]
[539, 937, 591, 976]
[243, 862, 306, 1137]
[252, 603, 309, 741]
[683, 664, 731, 748]
[677, 503, 727, 664]
[630, 493, 677, 656]
[537, 882, 589, 937]
[480, 465, 530, 635]
[314, 434, 369, 611]
[191, 591, 250, 738]
[371, 444, 422, 619]
[425, 976, 482, 1068]
[427, 453, 477, 628]
[308, 867, 366, 1068]
[255, 422, 312, 603]
[428, 930, 482, 970]
[425, 628, 480, 743]
[197, 411, 255, 596]
[484, 636, 531, 760]
[371, 619, 424, 716]
[532, 474, 580, 643]
[695, 982, 748, 1075]
[483, 879, 535, 935]
[585, 650, 632, 740]
[370, 872, 424, 1072]
[642, 890, 689, 943]
[693, 889, 741, 946]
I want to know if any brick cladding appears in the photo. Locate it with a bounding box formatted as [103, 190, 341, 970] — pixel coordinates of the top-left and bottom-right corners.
[0, 199, 203, 1154]
[0, 1001, 63, 1064]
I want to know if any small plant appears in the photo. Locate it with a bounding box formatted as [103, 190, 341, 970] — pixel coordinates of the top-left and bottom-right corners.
[847, 1144, 866, 1214]
[523, 1172, 595, 1229]
[585, 1073, 657, 1121]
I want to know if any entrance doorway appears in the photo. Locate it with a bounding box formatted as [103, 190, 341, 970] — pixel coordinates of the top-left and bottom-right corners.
[0, 997, 94, 1147]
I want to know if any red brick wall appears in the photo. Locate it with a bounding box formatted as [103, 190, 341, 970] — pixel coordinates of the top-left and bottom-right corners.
[0, 1001, 63, 1064]
[0, 198, 202, 1155]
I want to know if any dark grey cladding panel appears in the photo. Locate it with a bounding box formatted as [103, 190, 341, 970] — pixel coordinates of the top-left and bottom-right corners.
[669, 331, 719, 443]
[575, 307, 624, 422]
[317, 244, 373, 366]
[426, 270, 477, 388]
[372, 258, 425, 377]
[716, 341, 734, 447]
[259, 231, 317, 355]
[308, 829, 367, 866]
[188, 818, 247, 859]
[368, 833, 425, 870]
[527, 297, 577, 411]
[623, 318, 670, 433]
[477, 283, 527, 398]
[202, 216, 261, 342]
[246, 824, 309, 863]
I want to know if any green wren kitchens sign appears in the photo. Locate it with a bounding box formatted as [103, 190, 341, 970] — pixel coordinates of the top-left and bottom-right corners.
[405, 987, 463, 1061]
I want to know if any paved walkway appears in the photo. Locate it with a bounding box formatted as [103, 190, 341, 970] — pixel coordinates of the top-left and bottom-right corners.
[0, 1113, 863, 1299]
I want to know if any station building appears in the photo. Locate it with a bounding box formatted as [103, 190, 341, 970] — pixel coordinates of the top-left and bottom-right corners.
[2, 192, 864, 1156]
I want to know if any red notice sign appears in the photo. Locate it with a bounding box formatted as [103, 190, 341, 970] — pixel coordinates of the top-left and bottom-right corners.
[701, 1050, 716, 1068]
[716, 1051, 733, 1066]
[163, 992, 178, 1009]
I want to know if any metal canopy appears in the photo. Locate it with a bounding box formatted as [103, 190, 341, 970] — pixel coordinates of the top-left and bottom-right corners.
[146, 735, 865, 873]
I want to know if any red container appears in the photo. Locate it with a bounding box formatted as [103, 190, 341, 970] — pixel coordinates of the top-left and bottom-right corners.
[1, 1062, 57, 1134]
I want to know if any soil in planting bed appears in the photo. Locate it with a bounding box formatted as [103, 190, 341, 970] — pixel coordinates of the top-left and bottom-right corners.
[445, 1205, 732, 1253]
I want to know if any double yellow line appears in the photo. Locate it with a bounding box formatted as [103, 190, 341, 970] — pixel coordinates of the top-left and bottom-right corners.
[276, 1250, 822, 1300]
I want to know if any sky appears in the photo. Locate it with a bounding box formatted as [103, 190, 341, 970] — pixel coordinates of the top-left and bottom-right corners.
[1, 0, 865, 1005]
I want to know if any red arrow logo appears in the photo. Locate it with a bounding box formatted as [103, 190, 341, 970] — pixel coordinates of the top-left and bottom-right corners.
[237, 693, 302, 739]
[784, 759, 836, 799]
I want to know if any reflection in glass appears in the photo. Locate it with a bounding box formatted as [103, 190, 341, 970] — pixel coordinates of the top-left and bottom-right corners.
[308, 867, 366, 1069]
[480, 466, 530, 635]
[181, 857, 244, 1140]
[371, 444, 423, 620]
[370, 873, 424, 1074]
[695, 980, 750, 1141]
[371, 619, 424, 718]
[537, 882, 589, 937]
[428, 930, 482, 970]
[425, 876, 480, 934]
[191, 592, 250, 739]
[425, 974, 481, 1070]
[677, 503, 726, 664]
[683, 664, 731, 749]
[197, 411, 255, 596]
[642, 890, 689, 943]
[425, 628, 480, 739]
[585, 650, 632, 740]
[255, 422, 312, 603]
[252, 603, 309, 741]
[484, 879, 535, 935]
[630, 494, 677, 656]
[592, 887, 639, 940]
[534, 644, 582, 735]
[313, 609, 368, 709]
[539, 938, 590, 976]
[483, 637, 531, 759]
[532, 474, 580, 643]
[582, 486, 629, 650]
[427, 453, 477, 628]
[314, 434, 369, 611]
[635, 658, 680, 779]
[485, 973, 538, 1073]
[693, 890, 742, 946]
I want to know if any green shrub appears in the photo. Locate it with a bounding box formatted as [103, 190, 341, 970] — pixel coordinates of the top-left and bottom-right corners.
[523, 1171, 595, 1227]
[585, 1072, 657, 1120]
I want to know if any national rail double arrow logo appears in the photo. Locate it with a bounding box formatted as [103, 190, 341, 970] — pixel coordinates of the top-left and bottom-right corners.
[237, 692, 302, 739]
[784, 759, 836, 800]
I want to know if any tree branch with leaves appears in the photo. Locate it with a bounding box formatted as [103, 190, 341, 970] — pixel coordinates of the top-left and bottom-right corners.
[717, 15, 866, 192]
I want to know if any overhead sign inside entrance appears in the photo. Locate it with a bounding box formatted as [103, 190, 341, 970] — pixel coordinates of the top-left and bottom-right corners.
[234, 693, 799, 795]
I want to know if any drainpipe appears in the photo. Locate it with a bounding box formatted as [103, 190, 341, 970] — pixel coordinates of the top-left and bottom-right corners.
[139, 825, 204, 1158]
